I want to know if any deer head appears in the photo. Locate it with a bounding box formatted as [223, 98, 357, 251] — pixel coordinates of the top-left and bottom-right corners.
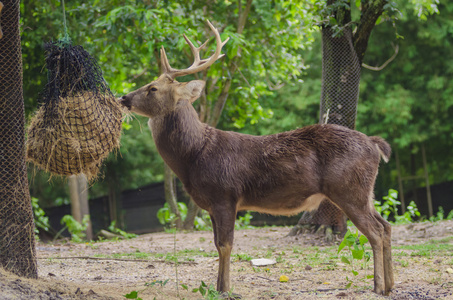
[120, 21, 229, 118]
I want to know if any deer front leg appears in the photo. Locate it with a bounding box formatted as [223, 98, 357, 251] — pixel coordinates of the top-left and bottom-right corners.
[210, 207, 236, 293]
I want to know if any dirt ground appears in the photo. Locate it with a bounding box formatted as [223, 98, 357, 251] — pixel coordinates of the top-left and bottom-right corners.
[1, 220, 453, 300]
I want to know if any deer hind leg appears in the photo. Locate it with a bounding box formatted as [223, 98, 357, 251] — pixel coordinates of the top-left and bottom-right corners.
[210, 207, 236, 293]
[333, 195, 390, 295]
[374, 210, 394, 294]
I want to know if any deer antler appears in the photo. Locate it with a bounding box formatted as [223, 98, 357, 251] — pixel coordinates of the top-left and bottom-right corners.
[160, 20, 229, 79]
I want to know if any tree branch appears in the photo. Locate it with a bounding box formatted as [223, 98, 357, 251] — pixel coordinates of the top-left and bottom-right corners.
[353, 0, 387, 64]
[362, 44, 399, 71]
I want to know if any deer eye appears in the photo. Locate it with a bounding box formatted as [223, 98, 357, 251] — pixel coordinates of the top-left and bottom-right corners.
[150, 87, 158, 91]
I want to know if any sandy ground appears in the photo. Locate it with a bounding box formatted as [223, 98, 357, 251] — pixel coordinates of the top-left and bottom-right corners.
[1, 220, 453, 299]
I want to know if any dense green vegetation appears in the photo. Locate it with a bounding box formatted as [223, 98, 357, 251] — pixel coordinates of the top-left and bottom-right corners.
[21, 1, 451, 223]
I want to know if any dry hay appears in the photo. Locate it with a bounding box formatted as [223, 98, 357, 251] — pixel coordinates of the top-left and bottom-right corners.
[26, 91, 123, 180]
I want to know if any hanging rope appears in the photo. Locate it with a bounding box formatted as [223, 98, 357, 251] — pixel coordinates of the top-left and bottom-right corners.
[58, 0, 71, 46]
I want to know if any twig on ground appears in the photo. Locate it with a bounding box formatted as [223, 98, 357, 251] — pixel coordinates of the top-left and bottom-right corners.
[38, 256, 198, 265]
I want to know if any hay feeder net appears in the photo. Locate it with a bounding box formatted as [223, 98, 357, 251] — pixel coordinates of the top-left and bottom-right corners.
[26, 42, 122, 180]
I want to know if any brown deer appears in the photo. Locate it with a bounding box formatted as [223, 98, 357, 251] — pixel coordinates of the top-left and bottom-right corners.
[120, 21, 394, 296]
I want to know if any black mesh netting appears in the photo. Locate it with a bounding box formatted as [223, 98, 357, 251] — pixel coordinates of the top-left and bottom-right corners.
[26, 41, 123, 180]
[292, 27, 361, 236]
[0, 0, 38, 278]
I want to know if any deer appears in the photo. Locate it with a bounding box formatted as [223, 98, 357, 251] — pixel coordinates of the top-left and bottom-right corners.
[120, 20, 394, 296]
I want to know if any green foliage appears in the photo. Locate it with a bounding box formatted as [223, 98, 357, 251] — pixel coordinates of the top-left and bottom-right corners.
[31, 197, 50, 235]
[194, 211, 213, 231]
[447, 209, 453, 220]
[157, 204, 254, 231]
[338, 229, 373, 288]
[157, 202, 188, 225]
[428, 206, 453, 222]
[374, 189, 421, 224]
[374, 189, 401, 221]
[146, 279, 169, 287]
[124, 290, 142, 300]
[108, 221, 137, 239]
[60, 215, 90, 242]
[191, 281, 223, 300]
[235, 212, 255, 230]
[124, 279, 168, 299]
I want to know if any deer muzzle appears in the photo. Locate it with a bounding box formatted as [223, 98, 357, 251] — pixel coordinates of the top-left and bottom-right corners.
[120, 95, 132, 110]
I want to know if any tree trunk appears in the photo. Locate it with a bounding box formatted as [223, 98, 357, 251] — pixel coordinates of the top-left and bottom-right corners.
[164, 163, 183, 229]
[291, 0, 386, 240]
[0, 0, 38, 278]
[69, 174, 93, 240]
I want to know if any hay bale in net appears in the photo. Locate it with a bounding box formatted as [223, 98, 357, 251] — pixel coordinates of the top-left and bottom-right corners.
[26, 42, 123, 180]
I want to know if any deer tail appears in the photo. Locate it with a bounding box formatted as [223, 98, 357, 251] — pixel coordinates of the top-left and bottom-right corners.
[370, 136, 391, 163]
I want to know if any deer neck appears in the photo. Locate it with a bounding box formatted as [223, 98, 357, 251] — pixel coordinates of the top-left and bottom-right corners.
[148, 101, 206, 180]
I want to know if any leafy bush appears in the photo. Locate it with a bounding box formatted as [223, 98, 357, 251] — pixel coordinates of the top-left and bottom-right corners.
[60, 215, 90, 242]
[108, 220, 137, 239]
[375, 189, 420, 224]
[31, 197, 50, 236]
[157, 202, 188, 226]
[235, 212, 255, 230]
[338, 229, 373, 288]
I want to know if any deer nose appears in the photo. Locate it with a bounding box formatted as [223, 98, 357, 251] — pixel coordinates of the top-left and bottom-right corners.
[120, 95, 132, 110]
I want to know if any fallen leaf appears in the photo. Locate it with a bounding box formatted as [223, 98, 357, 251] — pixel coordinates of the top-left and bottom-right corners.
[446, 268, 453, 274]
[279, 275, 289, 282]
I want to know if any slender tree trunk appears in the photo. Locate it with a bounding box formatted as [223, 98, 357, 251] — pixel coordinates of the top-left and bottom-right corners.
[164, 163, 183, 229]
[69, 175, 93, 240]
[0, 0, 38, 277]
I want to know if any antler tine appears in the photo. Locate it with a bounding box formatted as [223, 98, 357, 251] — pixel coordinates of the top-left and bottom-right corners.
[182, 34, 209, 66]
[160, 46, 172, 74]
[162, 20, 230, 79]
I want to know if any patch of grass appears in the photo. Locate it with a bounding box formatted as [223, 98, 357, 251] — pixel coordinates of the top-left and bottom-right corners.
[232, 253, 253, 262]
[410, 250, 431, 257]
[396, 259, 409, 267]
[394, 242, 453, 257]
[427, 236, 453, 244]
[111, 252, 151, 260]
[178, 248, 218, 257]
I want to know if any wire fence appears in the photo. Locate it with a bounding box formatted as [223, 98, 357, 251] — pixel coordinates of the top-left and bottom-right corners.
[0, 0, 38, 278]
[297, 26, 361, 235]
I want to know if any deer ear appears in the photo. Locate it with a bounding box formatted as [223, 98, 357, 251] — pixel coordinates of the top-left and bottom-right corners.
[180, 80, 205, 103]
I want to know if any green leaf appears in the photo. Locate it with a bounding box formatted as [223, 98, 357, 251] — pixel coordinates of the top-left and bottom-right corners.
[345, 281, 352, 289]
[338, 240, 347, 253]
[366, 275, 374, 279]
[359, 235, 369, 246]
[352, 270, 359, 276]
[351, 249, 364, 260]
[124, 291, 138, 299]
[181, 284, 188, 290]
[199, 285, 206, 296]
[341, 256, 351, 265]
